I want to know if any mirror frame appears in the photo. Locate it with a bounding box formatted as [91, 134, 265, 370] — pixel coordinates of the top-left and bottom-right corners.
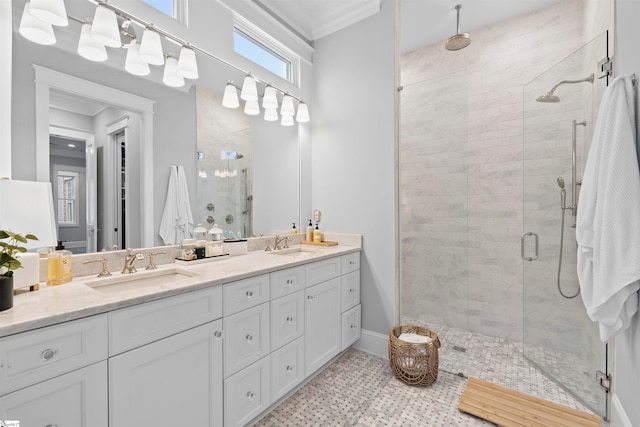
[33, 65, 156, 247]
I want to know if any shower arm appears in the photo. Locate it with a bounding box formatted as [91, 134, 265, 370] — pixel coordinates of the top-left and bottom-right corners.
[546, 74, 595, 97]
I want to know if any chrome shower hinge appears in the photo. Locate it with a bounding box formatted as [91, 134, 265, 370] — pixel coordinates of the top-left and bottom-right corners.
[596, 370, 611, 393]
[597, 57, 613, 80]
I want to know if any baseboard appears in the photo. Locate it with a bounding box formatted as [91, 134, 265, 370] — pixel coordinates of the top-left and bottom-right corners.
[353, 329, 389, 359]
[611, 393, 633, 427]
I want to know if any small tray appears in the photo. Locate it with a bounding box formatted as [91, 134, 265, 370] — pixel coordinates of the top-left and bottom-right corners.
[175, 254, 230, 265]
[301, 240, 338, 247]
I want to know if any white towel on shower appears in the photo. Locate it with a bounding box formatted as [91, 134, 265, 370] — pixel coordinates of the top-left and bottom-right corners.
[576, 74, 640, 343]
[159, 165, 194, 245]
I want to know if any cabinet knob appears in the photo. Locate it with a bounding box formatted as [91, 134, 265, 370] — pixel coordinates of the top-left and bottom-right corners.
[286, 316, 294, 323]
[349, 261, 355, 265]
[286, 279, 294, 285]
[307, 295, 314, 301]
[45, 424, 59, 427]
[246, 334, 253, 342]
[214, 331, 222, 338]
[351, 324, 357, 329]
[286, 365, 294, 373]
[349, 288, 356, 293]
[41, 348, 58, 362]
[246, 391, 255, 400]
[245, 290, 254, 298]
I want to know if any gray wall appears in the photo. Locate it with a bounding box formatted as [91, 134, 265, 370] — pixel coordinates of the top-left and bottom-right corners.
[612, 2, 640, 426]
[312, 0, 397, 336]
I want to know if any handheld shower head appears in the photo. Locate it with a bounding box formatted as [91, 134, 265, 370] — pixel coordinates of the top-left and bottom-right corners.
[557, 177, 566, 209]
[556, 176, 565, 189]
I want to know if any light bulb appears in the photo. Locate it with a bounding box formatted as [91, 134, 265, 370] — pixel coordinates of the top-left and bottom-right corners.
[29, 0, 68, 27]
[77, 23, 108, 62]
[163, 56, 185, 87]
[222, 83, 240, 108]
[91, 5, 121, 48]
[19, 3, 56, 45]
[177, 46, 198, 79]
[240, 75, 258, 101]
[125, 41, 150, 76]
[139, 27, 164, 65]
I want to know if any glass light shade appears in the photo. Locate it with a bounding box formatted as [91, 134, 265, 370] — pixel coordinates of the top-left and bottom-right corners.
[29, 0, 68, 27]
[125, 41, 150, 76]
[262, 85, 278, 109]
[240, 75, 258, 101]
[139, 28, 164, 65]
[280, 95, 295, 116]
[296, 101, 310, 122]
[90, 6, 121, 48]
[244, 99, 260, 116]
[19, 3, 56, 45]
[281, 114, 295, 126]
[177, 46, 198, 79]
[222, 83, 239, 108]
[163, 56, 185, 88]
[264, 108, 278, 122]
[78, 23, 108, 62]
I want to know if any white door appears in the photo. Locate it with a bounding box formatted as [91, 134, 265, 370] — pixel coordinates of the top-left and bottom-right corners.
[304, 277, 341, 376]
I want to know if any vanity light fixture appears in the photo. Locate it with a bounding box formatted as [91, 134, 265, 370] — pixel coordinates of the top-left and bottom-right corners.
[240, 75, 259, 101]
[77, 22, 108, 62]
[296, 101, 310, 123]
[281, 114, 295, 127]
[262, 85, 278, 109]
[124, 40, 150, 76]
[162, 56, 185, 88]
[177, 45, 199, 79]
[139, 26, 165, 65]
[280, 94, 295, 116]
[19, 2, 57, 46]
[244, 99, 261, 116]
[222, 82, 240, 108]
[28, 0, 68, 27]
[264, 108, 279, 122]
[90, 5, 121, 47]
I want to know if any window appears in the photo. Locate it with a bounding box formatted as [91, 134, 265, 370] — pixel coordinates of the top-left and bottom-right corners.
[56, 171, 79, 226]
[142, 0, 186, 23]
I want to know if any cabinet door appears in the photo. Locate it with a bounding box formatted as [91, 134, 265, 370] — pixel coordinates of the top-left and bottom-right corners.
[224, 356, 270, 427]
[270, 291, 304, 351]
[0, 361, 108, 427]
[109, 320, 223, 427]
[224, 303, 270, 377]
[271, 337, 304, 403]
[341, 270, 360, 312]
[304, 277, 341, 376]
[341, 304, 361, 351]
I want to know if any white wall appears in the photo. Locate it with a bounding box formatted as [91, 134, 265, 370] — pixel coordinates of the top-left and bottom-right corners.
[311, 0, 397, 336]
[612, 2, 640, 426]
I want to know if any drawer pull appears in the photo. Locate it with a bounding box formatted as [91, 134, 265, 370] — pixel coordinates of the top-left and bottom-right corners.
[245, 290, 254, 298]
[286, 279, 294, 285]
[286, 365, 294, 373]
[246, 391, 255, 400]
[214, 331, 222, 338]
[41, 348, 58, 362]
[286, 316, 294, 323]
[307, 295, 314, 301]
[349, 288, 356, 293]
[246, 334, 253, 342]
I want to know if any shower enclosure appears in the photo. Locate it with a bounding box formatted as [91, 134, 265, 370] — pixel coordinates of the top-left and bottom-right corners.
[399, 30, 610, 419]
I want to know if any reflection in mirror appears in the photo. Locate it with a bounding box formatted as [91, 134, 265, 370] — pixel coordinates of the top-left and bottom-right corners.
[196, 86, 253, 239]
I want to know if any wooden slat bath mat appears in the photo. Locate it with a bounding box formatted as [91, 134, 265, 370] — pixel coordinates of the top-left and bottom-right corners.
[458, 377, 601, 427]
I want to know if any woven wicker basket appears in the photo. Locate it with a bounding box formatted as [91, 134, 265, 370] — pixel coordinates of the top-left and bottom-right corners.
[389, 325, 441, 386]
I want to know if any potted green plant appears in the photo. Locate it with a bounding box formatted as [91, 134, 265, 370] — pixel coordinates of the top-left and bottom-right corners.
[0, 230, 38, 312]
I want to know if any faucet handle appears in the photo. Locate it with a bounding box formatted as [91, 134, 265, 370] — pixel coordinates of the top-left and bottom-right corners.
[146, 251, 167, 270]
[83, 257, 112, 277]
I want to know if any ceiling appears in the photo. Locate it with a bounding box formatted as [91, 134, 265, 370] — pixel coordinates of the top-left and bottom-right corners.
[255, 0, 561, 52]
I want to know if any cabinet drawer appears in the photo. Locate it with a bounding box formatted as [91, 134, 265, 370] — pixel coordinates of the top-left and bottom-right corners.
[223, 274, 270, 316]
[341, 304, 361, 351]
[270, 266, 305, 299]
[224, 303, 270, 377]
[109, 285, 222, 356]
[224, 356, 271, 427]
[306, 257, 341, 287]
[0, 361, 108, 426]
[271, 337, 304, 403]
[271, 291, 304, 351]
[341, 271, 360, 312]
[0, 315, 108, 395]
[341, 252, 360, 274]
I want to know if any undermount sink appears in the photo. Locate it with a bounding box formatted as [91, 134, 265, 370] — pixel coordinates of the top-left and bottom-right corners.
[84, 266, 200, 294]
[268, 247, 319, 255]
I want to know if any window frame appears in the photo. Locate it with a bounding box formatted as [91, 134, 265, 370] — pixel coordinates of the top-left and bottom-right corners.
[56, 170, 80, 227]
[142, 0, 188, 25]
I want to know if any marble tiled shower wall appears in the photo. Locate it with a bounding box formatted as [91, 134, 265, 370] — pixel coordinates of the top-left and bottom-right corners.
[400, 0, 612, 341]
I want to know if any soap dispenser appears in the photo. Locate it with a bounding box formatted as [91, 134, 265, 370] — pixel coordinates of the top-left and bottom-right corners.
[291, 222, 297, 234]
[305, 219, 313, 242]
[313, 223, 322, 243]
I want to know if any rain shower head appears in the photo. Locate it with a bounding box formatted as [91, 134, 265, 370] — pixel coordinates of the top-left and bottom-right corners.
[445, 5, 471, 51]
[536, 74, 595, 103]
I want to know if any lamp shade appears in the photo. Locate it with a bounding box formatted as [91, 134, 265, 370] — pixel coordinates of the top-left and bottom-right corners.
[78, 23, 108, 62]
[0, 180, 58, 251]
[163, 56, 185, 88]
[264, 108, 278, 122]
[125, 41, 150, 76]
[281, 114, 295, 126]
[222, 83, 239, 108]
[19, 3, 56, 46]
[29, 0, 68, 27]
[177, 46, 199, 79]
[91, 5, 121, 48]
[139, 27, 164, 65]
[280, 94, 295, 116]
[296, 101, 310, 122]
[240, 75, 258, 101]
[262, 85, 278, 109]
[244, 99, 260, 116]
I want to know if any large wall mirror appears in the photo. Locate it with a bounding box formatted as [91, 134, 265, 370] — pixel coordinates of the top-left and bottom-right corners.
[10, 0, 302, 253]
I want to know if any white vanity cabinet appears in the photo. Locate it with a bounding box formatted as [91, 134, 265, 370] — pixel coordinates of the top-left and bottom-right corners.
[340, 253, 361, 352]
[304, 277, 342, 376]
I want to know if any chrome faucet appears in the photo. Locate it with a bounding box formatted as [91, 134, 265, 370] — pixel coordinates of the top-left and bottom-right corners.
[122, 249, 144, 274]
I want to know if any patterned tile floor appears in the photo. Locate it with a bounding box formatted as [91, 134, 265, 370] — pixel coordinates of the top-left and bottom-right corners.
[255, 325, 606, 426]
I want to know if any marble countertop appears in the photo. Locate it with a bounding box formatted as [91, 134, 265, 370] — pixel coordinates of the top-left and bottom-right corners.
[0, 243, 361, 338]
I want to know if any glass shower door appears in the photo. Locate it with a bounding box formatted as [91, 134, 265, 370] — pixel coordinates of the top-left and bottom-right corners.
[522, 32, 608, 417]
